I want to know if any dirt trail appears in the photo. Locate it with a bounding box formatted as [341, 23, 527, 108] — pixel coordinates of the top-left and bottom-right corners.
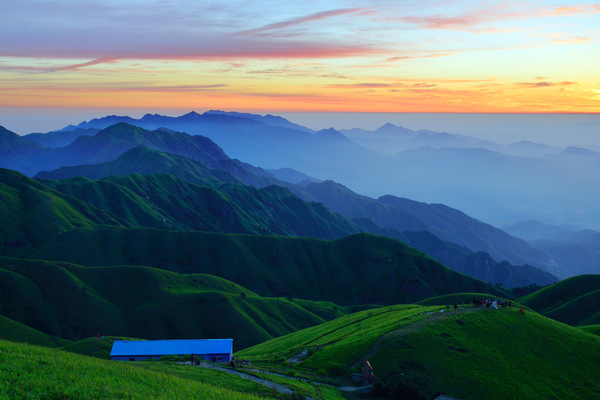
[184, 362, 317, 400]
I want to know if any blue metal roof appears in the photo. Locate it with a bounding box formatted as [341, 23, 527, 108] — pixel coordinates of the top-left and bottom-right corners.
[110, 339, 233, 357]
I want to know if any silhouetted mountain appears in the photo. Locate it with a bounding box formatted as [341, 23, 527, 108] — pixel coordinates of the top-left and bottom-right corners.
[23, 128, 99, 148]
[554, 229, 600, 247]
[395, 231, 557, 287]
[377, 195, 552, 268]
[12, 123, 231, 176]
[0, 125, 46, 176]
[503, 220, 579, 241]
[267, 168, 323, 185]
[543, 146, 600, 164]
[530, 239, 600, 278]
[34, 146, 240, 186]
[380, 145, 600, 227]
[504, 140, 560, 157]
[204, 110, 314, 132]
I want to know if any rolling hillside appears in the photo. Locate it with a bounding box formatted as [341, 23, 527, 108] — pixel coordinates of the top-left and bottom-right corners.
[26, 228, 509, 306]
[238, 302, 600, 400]
[40, 173, 358, 239]
[0, 257, 368, 349]
[0, 167, 130, 258]
[518, 274, 600, 326]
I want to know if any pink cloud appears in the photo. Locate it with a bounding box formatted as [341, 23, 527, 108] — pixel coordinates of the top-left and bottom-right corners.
[0, 39, 380, 61]
[236, 8, 366, 36]
[392, 4, 600, 32]
[385, 53, 453, 62]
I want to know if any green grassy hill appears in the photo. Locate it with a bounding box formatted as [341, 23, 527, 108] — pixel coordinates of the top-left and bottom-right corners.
[59, 336, 144, 359]
[238, 302, 600, 400]
[27, 229, 509, 306]
[0, 257, 370, 348]
[0, 168, 129, 258]
[518, 274, 600, 326]
[579, 324, 600, 337]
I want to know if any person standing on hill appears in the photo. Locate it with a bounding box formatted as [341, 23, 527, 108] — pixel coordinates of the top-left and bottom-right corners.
[509, 300, 512, 308]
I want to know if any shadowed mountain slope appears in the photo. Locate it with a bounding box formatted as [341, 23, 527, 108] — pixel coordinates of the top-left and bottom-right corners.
[23, 128, 99, 148]
[0, 125, 47, 176]
[377, 194, 552, 268]
[39, 173, 359, 239]
[0, 257, 368, 349]
[531, 239, 600, 278]
[0, 168, 130, 259]
[26, 229, 509, 306]
[303, 180, 553, 270]
[35, 146, 241, 186]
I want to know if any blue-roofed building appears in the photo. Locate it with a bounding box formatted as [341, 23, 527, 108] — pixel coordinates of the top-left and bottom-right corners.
[110, 339, 233, 362]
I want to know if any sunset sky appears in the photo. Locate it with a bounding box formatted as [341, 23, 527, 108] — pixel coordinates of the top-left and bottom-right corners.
[1, 0, 600, 132]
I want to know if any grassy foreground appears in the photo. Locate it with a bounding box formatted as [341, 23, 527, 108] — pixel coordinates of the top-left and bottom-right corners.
[0, 339, 261, 400]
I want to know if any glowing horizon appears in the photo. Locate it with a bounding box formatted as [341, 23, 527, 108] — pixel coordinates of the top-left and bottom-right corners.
[2, 0, 600, 121]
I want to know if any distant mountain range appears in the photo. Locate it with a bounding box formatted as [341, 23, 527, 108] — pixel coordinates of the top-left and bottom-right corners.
[2, 110, 594, 278]
[0, 120, 561, 285]
[39, 110, 598, 229]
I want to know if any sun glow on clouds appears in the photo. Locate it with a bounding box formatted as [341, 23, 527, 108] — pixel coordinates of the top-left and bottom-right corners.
[1, 0, 599, 114]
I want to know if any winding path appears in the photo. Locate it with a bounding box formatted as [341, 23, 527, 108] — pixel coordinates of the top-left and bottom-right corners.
[180, 362, 317, 399]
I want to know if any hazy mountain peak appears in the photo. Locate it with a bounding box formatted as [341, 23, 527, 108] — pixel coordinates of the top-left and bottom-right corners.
[374, 122, 415, 137]
[181, 111, 202, 119]
[562, 146, 599, 156]
[204, 110, 313, 132]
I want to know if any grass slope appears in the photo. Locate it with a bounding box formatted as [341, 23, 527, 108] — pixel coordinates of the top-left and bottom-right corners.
[238, 303, 600, 400]
[27, 229, 509, 306]
[0, 339, 260, 399]
[518, 274, 600, 325]
[0, 315, 70, 348]
[41, 172, 360, 239]
[579, 324, 600, 336]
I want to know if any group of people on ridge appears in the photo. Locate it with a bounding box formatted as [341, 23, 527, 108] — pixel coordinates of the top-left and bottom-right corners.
[472, 298, 511, 309]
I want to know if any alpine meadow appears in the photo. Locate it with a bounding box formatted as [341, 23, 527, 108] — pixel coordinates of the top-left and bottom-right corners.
[2, 1, 600, 399]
